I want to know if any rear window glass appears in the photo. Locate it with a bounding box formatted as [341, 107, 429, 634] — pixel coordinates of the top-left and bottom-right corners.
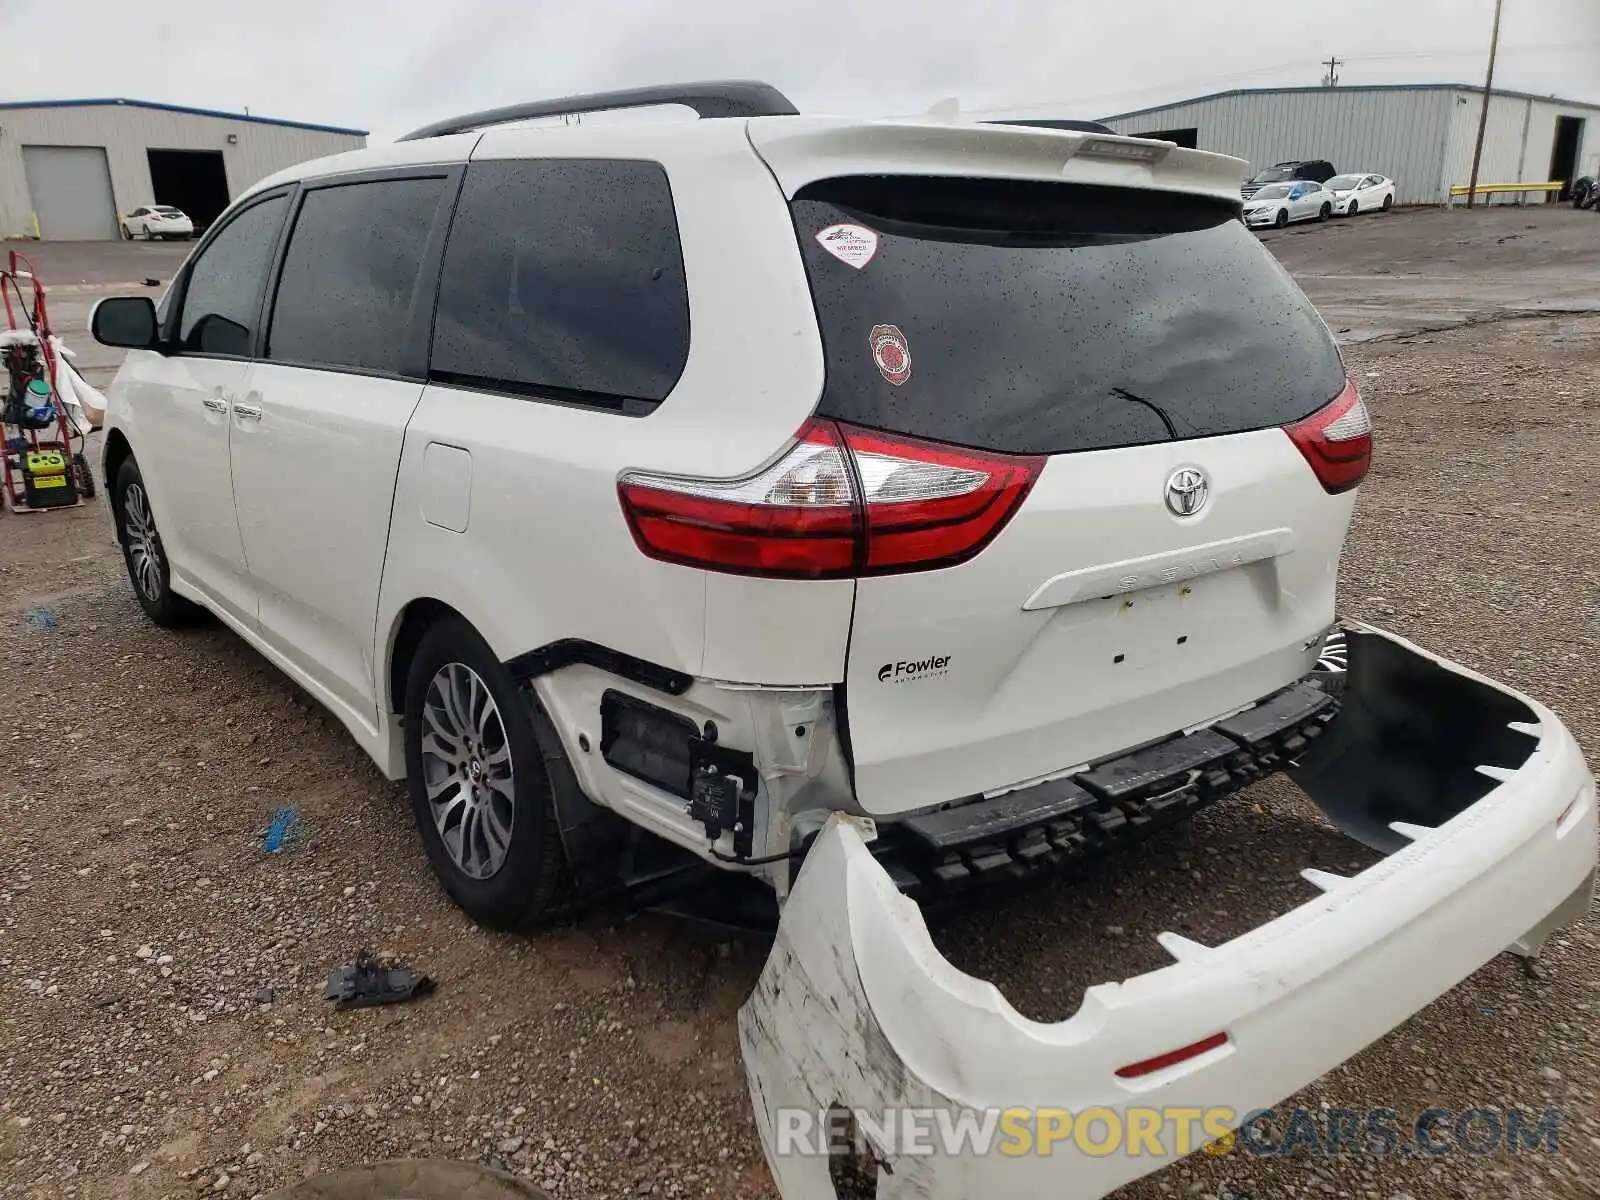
[431, 159, 690, 412]
[792, 177, 1345, 456]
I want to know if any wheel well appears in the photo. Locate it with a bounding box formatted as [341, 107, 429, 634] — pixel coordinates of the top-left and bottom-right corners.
[103, 430, 133, 514]
[387, 598, 462, 715]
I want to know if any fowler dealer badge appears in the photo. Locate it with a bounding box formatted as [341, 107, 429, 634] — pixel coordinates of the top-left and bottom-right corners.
[815, 222, 878, 269]
[869, 324, 912, 387]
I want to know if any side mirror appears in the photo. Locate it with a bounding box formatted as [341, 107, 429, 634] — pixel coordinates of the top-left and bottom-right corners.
[91, 296, 161, 350]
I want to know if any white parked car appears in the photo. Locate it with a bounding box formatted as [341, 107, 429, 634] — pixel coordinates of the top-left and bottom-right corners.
[89, 82, 1594, 1200]
[120, 205, 194, 240]
[1326, 173, 1397, 216]
[1242, 180, 1332, 228]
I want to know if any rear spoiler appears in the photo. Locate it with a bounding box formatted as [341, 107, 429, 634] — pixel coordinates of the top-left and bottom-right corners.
[746, 117, 1248, 204]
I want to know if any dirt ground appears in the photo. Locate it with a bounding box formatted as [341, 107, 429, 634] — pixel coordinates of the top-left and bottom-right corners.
[2, 215, 1599, 1200]
[1260, 203, 1600, 342]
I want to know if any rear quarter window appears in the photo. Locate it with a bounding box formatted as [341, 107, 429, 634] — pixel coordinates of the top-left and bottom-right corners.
[792, 176, 1346, 456]
[430, 159, 690, 413]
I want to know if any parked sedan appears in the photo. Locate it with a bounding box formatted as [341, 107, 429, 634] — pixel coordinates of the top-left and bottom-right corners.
[120, 206, 195, 240]
[1326, 173, 1396, 216]
[1242, 181, 1332, 229]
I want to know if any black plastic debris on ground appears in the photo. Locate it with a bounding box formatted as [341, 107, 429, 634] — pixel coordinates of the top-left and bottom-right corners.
[324, 952, 433, 1012]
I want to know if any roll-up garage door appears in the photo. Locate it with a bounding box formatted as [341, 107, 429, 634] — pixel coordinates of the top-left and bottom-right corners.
[22, 146, 118, 240]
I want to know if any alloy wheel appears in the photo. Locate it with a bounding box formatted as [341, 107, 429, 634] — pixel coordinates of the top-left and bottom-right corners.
[122, 482, 163, 601]
[419, 662, 516, 880]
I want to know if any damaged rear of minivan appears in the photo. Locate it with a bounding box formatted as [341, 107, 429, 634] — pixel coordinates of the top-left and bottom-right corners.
[713, 120, 1597, 1199]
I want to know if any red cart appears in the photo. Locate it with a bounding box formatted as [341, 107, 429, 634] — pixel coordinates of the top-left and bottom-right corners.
[0, 250, 88, 514]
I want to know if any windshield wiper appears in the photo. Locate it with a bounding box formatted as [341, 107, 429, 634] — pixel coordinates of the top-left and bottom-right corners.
[1110, 387, 1178, 440]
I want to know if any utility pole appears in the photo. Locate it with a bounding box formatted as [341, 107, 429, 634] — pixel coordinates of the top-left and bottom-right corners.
[1320, 56, 1342, 87]
[1465, 0, 1505, 209]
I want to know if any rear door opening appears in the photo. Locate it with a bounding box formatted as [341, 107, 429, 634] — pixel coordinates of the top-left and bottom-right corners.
[788, 176, 1364, 814]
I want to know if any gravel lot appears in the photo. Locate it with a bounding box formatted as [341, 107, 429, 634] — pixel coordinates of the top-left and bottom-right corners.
[1, 221, 1598, 1200]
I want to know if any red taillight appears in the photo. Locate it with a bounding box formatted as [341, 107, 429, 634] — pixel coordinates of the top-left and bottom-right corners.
[1285, 379, 1372, 494]
[618, 420, 1043, 578]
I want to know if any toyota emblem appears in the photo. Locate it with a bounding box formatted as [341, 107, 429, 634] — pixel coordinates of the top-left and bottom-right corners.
[1165, 467, 1209, 517]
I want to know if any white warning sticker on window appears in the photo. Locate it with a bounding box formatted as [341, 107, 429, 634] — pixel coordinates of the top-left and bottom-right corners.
[814, 223, 879, 269]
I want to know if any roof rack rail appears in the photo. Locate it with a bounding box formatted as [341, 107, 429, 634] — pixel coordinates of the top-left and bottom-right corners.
[397, 80, 798, 141]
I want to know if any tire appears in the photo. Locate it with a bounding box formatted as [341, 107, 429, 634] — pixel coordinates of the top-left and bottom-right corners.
[1347, 200, 1359, 217]
[113, 457, 199, 627]
[72, 451, 95, 499]
[120, 223, 133, 240]
[1381, 194, 1393, 211]
[403, 615, 569, 929]
[1319, 203, 1332, 221]
[1274, 209, 1288, 228]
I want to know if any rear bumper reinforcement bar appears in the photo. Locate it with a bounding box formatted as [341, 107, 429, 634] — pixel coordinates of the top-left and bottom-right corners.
[884, 679, 1337, 894]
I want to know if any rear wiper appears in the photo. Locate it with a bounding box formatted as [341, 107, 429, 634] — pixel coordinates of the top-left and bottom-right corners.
[1110, 387, 1177, 440]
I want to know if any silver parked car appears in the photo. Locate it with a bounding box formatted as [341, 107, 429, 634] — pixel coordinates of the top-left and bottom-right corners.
[1243, 180, 1332, 228]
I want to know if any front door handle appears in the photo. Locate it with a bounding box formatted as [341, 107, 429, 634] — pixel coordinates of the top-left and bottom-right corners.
[201, 396, 229, 413]
[232, 402, 263, 420]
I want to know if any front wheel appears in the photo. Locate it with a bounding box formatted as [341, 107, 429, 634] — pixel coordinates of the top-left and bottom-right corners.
[1274, 209, 1289, 228]
[114, 457, 199, 627]
[1347, 200, 1359, 216]
[1319, 203, 1332, 221]
[119, 223, 133, 240]
[403, 616, 569, 929]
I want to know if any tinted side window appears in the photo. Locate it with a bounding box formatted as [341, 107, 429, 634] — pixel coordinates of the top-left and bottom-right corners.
[179, 195, 287, 356]
[431, 159, 689, 411]
[267, 177, 448, 375]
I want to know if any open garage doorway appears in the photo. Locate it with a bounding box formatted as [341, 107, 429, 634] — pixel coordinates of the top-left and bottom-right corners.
[1549, 117, 1584, 202]
[1136, 127, 1200, 148]
[147, 149, 230, 232]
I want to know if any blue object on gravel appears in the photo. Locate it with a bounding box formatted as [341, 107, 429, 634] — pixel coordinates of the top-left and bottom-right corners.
[264, 807, 300, 853]
[25, 606, 59, 631]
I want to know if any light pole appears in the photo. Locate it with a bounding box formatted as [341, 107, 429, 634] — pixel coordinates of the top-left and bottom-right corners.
[1465, 0, 1505, 210]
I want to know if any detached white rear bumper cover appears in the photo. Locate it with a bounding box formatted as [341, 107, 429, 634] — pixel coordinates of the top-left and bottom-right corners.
[739, 624, 1596, 1199]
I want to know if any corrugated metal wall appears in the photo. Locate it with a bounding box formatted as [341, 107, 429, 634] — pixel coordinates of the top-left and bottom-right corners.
[1106, 89, 1454, 205]
[1443, 92, 1600, 201]
[0, 103, 365, 238]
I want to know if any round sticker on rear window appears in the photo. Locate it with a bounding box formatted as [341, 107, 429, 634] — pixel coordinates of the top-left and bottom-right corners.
[815, 223, 879, 269]
[869, 324, 911, 386]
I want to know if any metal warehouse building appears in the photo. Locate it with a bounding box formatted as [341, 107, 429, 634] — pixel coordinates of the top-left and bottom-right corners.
[1099, 84, 1600, 207]
[0, 98, 367, 241]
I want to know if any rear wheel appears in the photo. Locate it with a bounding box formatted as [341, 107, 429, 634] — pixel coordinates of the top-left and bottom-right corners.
[113, 457, 199, 627]
[1274, 209, 1289, 228]
[1381, 194, 1393, 211]
[403, 616, 569, 929]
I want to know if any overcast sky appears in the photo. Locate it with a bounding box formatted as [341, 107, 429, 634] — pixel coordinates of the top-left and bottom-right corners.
[2, 0, 1596, 139]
